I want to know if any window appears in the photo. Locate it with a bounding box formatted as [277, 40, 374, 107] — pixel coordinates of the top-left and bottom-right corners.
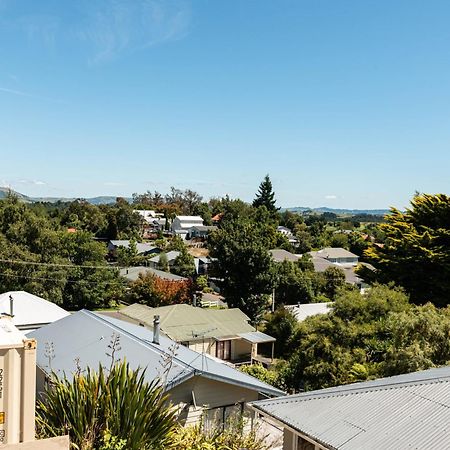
[216, 340, 231, 360]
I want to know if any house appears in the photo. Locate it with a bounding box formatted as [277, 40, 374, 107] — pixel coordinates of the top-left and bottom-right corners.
[30, 310, 283, 428]
[285, 302, 332, 322]
[0, 291, 69, 334]
[308, 249, 364, 289]
[194, 256, 212, 275]
[187, 225, 218, 240]
[171, 216, 204, 238]
[133, 210, 166, 237]
[310, 247, 359, 266]
[270, 249, 300, 263]
[119, 303, 276, 365]
[249, 365, 450, 449]
[107, 240, 160, 258]
[119, 266, 188, 282]
[148, 251, 181, 269]
[277, 226, 298, 245]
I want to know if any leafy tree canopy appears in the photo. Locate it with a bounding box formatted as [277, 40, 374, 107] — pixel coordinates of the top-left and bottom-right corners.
[361, 193, 450, 306]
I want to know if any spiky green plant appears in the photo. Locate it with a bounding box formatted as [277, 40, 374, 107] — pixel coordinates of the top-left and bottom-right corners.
[36, 361, 177, 450]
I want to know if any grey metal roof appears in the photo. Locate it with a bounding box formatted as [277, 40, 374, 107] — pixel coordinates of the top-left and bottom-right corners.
[119, 266, 187, 282]
[311, 247, 358, 260]
[120, 303, 257, 342]
[269, 249, 300, 263]
[286, 303, 332, 322]
[238, 331, 276, 344]
[109, 240, 158, 255]
[30, 310, 283, 398]
[149, 251, 180, 263]
[250, 366, 450, 450]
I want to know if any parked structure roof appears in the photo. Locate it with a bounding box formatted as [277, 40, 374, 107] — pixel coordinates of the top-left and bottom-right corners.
[119, 266, 187, 282]
[269, 249, 300, 263]
[30, 310, 283, 397]
[286, 303, 332, 322]
[250, 366, 450, 449]
[119, 303, 256, 342]
[0, 291, 69, 333]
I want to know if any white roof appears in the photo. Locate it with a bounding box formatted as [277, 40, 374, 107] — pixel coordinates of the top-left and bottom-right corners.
[286, 302, 332, 322]
[0, 291, 70, 331]
[175, 216, 203, 221]
[0, 317, 27, 346]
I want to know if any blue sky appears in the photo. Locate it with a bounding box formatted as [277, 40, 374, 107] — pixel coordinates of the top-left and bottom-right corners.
[1, 0, 450, 209]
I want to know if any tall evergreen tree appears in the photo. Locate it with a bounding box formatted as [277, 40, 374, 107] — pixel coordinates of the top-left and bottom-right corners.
[252, 174, 277, 212]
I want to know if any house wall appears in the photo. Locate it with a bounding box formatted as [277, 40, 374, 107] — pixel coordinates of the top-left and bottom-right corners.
[232, 340, 252, 361]
[188, 339, 216, 357]
[168, 375, 259, 427]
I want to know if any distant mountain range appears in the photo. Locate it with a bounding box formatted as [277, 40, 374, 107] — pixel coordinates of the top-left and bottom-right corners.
[0, 187, 389, 215]
[283, 206, 390, 216]
[0, 187, 129, 205]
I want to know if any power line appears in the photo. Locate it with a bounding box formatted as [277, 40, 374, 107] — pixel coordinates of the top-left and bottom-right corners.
[0, 258, 118, 270]
[0, 271, 124, 286]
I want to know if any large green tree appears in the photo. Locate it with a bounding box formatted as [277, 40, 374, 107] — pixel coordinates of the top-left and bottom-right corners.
[361, 193, 450, 306]
[252, 174, 277, 212]
[209, 212, 276, 323]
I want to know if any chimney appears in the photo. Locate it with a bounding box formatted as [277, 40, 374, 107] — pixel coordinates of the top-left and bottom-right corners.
[9, 294, 14, 317]
[153, 315, 160, 345]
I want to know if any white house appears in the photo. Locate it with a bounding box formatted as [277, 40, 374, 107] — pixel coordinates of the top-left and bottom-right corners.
[171, 216, 204, 238]
[0, 291, 70, 334]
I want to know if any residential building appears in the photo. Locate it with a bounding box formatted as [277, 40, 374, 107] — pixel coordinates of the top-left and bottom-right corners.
[119, 303, 276, 365]
[107, 240, 160, 259]
[308, 248, 364, 289]
[250, 365, 450, 450]
[30, 310, 283, 428]
[148, 251, 180, 269]
[133, 210, 166, 237]
[119, 266, 188, 282]
[171, 216, 204, 238]
[310, 247, 359, 266]
[0, 291, 69, 334]
[187, 225, 218, 240]
[270, 249, 300, 263]
[277, 226, 298, 245]
[285, 303, 332, 322]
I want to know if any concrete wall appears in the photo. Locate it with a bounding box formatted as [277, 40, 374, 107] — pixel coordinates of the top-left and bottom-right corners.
[3, 436, 69, 450]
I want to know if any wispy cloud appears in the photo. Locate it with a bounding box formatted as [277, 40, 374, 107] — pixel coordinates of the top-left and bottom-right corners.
[75, 0, 191, 63]
[16, 179, 47, 186]
[325, 195, 337, 200]
[0, 86, 64, 103]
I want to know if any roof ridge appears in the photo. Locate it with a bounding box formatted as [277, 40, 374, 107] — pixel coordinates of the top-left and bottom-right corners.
[258, 375, 450, 406]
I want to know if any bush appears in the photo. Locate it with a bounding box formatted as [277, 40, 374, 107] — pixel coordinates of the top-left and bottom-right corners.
[36, 361, 177, 450]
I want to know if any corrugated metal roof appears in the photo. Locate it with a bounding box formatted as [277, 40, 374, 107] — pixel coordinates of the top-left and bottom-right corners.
[238, 331, 276, 344]
[119, 266, 187, 282]
[250, 366, 450, 449]
[30, 310, 284, 397]
[0, 291, 69, 331]
[286, 303, 332, 322]
[120, 303, 257, 342]
[269, 249, 300, 263]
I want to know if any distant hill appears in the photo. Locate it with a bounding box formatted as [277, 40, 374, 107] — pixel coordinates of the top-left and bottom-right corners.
[0, 188, 389, 214]
[283, 206, 390, 216]
[0, 188, 129, 205]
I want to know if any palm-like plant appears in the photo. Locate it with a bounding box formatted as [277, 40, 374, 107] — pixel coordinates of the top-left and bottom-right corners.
[36, 361, 177, 450]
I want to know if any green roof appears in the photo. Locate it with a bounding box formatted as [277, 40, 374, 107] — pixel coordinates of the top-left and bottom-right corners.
[120, 303, 256, 342]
